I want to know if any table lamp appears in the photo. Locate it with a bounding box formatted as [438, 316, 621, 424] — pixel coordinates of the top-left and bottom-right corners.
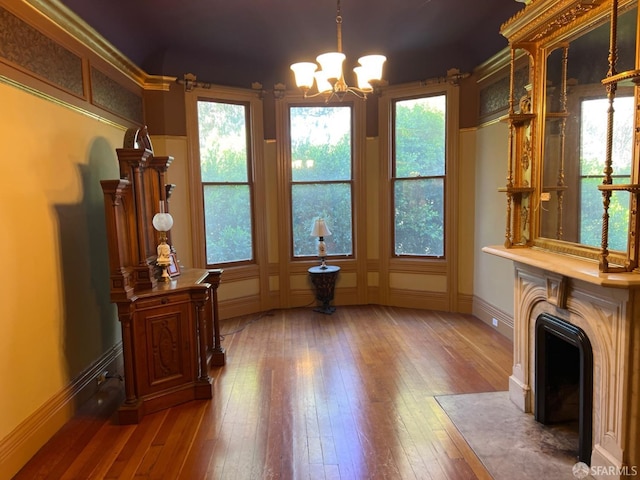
[310, 218, 332, 269]
[152, 201, 174, 282]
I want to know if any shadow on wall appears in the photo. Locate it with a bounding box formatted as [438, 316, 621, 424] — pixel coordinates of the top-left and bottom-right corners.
[55, 137, 120, 383]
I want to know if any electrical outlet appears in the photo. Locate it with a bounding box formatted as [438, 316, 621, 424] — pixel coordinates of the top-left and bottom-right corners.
[96, 370, 109, 386]
[492, 318, 498, 327]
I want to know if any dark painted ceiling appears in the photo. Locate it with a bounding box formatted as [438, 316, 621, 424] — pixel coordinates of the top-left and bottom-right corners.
[58, 0, 524, 89]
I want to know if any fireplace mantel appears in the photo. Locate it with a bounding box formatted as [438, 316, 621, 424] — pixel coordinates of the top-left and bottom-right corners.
[483, 245, 640, 478]
[483, 245, 640, 289]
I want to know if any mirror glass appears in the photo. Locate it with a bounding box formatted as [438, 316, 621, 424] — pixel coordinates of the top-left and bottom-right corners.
[538, 5, 637, 254]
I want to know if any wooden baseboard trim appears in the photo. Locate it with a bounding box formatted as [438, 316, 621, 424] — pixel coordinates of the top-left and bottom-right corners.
[0, 343, 123, 480]
[472, 296, 514, 339]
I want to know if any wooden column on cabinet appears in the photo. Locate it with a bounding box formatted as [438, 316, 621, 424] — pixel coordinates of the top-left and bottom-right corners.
[205, 269, 225, 366]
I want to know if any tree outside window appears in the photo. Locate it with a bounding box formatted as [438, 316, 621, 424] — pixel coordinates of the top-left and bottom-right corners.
[579, 96, 633, 251]
[197, 99, 254, 264]
[290, 105, 353, 258]
[393, 94, 446, 257]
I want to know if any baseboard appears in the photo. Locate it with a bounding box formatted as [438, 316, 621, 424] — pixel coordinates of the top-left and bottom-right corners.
[221, 291, 478, 319]
[472, 296, 514, 339]
[0, 343, 123, 480]
[456, 293, 474, 314]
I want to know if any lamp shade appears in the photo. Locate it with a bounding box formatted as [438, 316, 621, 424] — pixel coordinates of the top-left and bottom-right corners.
[314, 70, 333, 93]
[291, 62, 318, 89]
[316, 52, 346, 80]
[354, 66, 373, 92]
[357, 55, 386, 82]
[310, 218, 332, 237]
[152, 212, 174, 232]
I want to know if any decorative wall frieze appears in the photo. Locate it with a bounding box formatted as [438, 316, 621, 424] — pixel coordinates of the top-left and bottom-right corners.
[0, 6, 83, 96]
[91, 66, 143, 124]
[0, 1, 152, 126]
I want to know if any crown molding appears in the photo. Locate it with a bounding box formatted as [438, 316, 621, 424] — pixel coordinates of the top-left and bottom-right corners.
[24, 0, 169, 89]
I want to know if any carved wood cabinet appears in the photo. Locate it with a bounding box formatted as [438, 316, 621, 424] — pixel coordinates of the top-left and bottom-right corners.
[101, 127, 225, 424]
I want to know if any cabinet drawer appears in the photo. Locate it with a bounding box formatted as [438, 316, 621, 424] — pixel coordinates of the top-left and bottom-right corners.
[135, 292, 192, 310]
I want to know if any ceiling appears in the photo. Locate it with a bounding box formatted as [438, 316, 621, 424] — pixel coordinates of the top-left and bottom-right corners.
[57, 0, 524, 89]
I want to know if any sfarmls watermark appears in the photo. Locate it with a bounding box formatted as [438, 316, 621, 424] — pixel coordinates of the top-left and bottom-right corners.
[573, 462, 638, 478]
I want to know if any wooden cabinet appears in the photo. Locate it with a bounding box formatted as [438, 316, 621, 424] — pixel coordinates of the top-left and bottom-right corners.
[115, 269, 221, 424]
[101, 127, 225, 424]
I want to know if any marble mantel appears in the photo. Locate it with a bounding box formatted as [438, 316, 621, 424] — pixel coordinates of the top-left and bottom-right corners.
[483, 245, 640, 478]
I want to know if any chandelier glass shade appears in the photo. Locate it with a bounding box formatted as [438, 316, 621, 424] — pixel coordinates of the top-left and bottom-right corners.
[290, 0, 386, 100]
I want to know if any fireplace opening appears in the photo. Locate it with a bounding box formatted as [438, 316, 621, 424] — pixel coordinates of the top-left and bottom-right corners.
[535, 313, 593, 464]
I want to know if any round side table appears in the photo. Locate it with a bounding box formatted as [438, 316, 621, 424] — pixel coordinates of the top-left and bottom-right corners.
[308, 265, 340, 314]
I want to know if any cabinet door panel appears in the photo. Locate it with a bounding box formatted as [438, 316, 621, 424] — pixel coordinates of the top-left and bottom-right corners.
[137, 302, 194, 396]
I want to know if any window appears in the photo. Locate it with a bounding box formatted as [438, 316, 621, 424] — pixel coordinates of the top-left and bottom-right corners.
[197, 99, 254, 264]
[579, 96, 633, 251]
[289, 105, 353, 258]
[392, 94, 446, 257]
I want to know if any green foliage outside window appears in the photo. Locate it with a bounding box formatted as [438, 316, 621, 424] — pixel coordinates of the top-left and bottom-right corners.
[579, 97, 633, 252]
[198, 100, 253, 264]
[290, 106, 353, 257]
[394, 95, 446, 257]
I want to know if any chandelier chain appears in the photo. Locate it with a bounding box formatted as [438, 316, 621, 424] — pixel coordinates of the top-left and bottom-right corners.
[336, 0, 343, 53]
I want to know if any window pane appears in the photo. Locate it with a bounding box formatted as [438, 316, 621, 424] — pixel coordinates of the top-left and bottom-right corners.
[394, 95, 446, 178]
[203, 184, 252, 264]
[580, 97, 634, 177]
[580, 177, 630, 251]
[198, 101, 248, 183]
[197, 98, 253, 265]
[394, 178, 444, 256]
[290, 104, 353, 260]
[292, 183, 353, 257]
[290, 106, 351, 182]
[579, 96, 633, 250]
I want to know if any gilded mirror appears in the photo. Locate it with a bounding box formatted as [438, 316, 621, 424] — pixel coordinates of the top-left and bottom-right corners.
[528, 1, 638, 267]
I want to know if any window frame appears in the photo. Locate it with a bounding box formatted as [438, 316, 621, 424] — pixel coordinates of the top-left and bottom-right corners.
[289, 103, 356, 260]
[275, 94, 366, 266]
[186, 85, 265, 270]
[199, 98, 255, 265]
[379, 87, 450, 258]
[391, 93, 448, 258]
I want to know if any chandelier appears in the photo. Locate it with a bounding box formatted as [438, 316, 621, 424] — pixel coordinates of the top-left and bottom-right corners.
[290, 0, 386, 101]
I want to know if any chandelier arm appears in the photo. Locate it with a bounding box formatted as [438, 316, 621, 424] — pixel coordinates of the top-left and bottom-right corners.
[301, 89, 332, 100]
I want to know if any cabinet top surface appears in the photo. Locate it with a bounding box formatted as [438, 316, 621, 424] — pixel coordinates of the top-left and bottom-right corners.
[134, 268, 223, 299]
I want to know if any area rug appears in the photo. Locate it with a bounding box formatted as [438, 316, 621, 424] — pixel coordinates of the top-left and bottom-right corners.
[435, 391, 585, 480]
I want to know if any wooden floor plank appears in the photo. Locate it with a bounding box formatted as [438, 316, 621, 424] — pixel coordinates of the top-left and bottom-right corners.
[15, 306, 512, 479]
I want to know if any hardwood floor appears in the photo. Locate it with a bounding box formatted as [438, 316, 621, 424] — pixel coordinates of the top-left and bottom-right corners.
[15, 305, 513, 479]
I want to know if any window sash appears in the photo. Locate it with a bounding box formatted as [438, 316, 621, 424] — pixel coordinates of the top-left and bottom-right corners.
[197, 99, 255, 265]
[391, 93, 447, 258]
[393, 177, 445, 257]
[289, 104, 354, 259]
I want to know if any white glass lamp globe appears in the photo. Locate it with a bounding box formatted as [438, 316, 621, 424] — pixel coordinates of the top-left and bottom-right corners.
[152, 212, 173, 232]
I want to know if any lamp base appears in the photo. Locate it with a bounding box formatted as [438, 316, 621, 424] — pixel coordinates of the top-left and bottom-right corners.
[313, 305, 336, 315]
[158, 263, 171, 282]
[308, 265, 340, 315]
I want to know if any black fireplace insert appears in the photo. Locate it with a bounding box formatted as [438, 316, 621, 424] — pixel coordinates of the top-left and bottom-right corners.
[535, 313, 593, 464]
